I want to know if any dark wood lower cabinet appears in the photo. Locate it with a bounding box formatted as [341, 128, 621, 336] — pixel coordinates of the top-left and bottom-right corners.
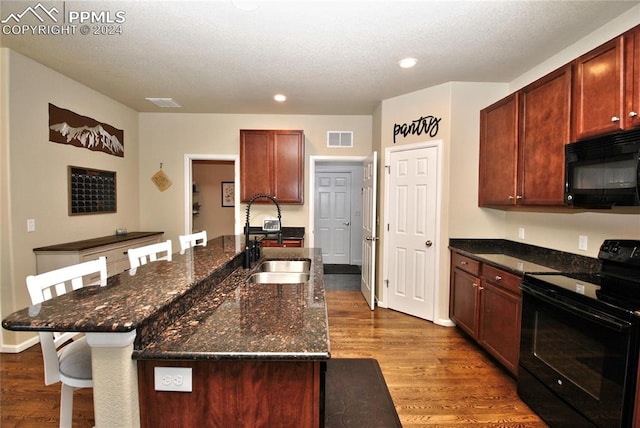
[450, 268, 480, 337]
[478, 280, 521, 375]
[138, 360, 323, 428]
[450, 251, 522, 377]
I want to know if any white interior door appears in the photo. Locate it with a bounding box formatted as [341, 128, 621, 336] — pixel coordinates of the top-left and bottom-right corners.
[361, 152, 377, 310]
[387, 145, 438, 320]
[315, 172, 352, 264]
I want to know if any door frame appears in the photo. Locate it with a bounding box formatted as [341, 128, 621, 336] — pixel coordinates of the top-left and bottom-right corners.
[308, 155, 366, 249]
[380, 141, 444, 323]
[183, 154, 241, 236]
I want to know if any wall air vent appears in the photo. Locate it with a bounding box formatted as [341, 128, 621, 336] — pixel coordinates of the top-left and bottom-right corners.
[145, 97, 182, 108]
[327, 131, 353, 148]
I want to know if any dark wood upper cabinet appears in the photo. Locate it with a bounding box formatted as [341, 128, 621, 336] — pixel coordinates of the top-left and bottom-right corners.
[478, 94, 519, 207]
[625, 26, 640, 130]
[518, 65, 572, 206]
[479, 66, 571, 208]
[240, 130, 304, 204]
[479, 24, 640, 209]
[572, 37, 625, 141]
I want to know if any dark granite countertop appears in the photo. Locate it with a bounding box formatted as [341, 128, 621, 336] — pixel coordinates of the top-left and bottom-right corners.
[3, 235, 330, 361]
[33, 231, 164, 252]
[449, 238, 600, 276]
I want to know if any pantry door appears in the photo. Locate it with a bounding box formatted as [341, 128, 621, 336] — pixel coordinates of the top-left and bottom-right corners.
[361, 152, 378, 310]
[386, 144, 439, 320]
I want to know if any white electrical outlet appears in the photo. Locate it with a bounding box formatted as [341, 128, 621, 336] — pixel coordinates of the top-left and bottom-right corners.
[518, 227, 525, 240]
[154, 367, 192, 392]
[579, 235, 588, 251]
[27, 219, 36, 232]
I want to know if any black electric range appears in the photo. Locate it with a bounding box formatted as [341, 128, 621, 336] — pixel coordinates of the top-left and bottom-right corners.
[524, 240, 640, 322]
[519, 240, 640, 428]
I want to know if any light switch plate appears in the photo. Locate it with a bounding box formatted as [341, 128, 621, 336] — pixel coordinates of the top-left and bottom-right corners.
[518, 227, 525, 240]
[27, 219, 36, 232]
[154, 367, 192, 392]
[578, 235, 588, 251]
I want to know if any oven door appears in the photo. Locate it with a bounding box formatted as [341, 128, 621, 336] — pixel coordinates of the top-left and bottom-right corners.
[518, 282, 637, 427]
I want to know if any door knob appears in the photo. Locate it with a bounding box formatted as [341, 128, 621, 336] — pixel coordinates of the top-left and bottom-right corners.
[425, 240, 433, 247]
[343, 222, 350, 226]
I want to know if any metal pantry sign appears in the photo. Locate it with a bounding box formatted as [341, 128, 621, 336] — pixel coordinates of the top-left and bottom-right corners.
[393, 115, 441, 144]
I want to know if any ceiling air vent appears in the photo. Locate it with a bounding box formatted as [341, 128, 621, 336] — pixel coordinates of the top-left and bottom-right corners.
[327, 131, 353, 148]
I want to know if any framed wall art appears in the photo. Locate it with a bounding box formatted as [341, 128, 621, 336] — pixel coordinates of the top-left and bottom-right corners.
[68, 166, 116, 215]
[221, 182, 234, 207]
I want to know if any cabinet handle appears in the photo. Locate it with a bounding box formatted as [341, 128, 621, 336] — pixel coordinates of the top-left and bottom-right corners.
[611, 116, 620, 122]
[478, 286, 484, 290]
[460, 261, 468, 265]
[495, 275, 502, 281]
[472, 282, 478, 287]
[630, 111, 638, 118]
[508, 195, 514, 200]
[516, 195, 523, 200]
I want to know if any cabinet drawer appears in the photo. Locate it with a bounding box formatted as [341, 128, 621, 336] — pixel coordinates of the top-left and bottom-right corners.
[81, 245, 127, 264]
[261, 239, 303, 248]
[451, 253, 480, 276]
[482, 265, 521, 295]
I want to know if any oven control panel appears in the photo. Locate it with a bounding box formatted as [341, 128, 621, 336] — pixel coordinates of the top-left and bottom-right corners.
[599, 240, 640, 265]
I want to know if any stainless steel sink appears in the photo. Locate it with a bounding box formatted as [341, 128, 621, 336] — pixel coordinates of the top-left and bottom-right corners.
[248, 272, 310, 284]
[258, 260, 311, 273]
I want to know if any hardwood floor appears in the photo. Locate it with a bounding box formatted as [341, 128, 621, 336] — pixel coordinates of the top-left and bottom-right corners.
[0, 291, 546, 427]
[326, 291, 546, 428]
[0, 341, 94, 427]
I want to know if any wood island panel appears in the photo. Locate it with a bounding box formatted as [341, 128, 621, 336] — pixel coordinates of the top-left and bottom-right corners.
[138, 360, 322, 428]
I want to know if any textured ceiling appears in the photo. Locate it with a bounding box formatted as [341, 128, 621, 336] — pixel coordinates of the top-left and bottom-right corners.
[1, 0, 639, 114]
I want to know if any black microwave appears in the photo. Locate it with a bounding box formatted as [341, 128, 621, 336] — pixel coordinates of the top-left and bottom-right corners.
[565, 128, 640, 208]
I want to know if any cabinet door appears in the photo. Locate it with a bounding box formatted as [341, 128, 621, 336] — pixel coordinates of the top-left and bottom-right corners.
[450, 267, 480, 339]
[518, 65, 571, 205]
[478, 94, 518, 206]
[478, 281, 521, 376]
[240, 130, 273, 201]
[479, 265, 522, 376]
[625, 27, 640, 129]
[572, 37, 625, 140]
[273, 131, 304, 204]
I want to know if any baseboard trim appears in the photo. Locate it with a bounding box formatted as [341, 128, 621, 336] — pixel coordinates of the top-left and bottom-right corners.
[435, 318, 455, 327]
[0, 335, 39, 353]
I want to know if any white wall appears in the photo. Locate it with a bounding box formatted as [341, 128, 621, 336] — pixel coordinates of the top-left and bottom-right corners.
[138, 113, 373, 248]
[1, 50, 140, 347]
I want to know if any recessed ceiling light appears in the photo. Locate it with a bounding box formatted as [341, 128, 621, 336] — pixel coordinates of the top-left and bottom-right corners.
[274, 94, 287, 102]
[398, 58, 418, 69]
[145, 97, 182, 108]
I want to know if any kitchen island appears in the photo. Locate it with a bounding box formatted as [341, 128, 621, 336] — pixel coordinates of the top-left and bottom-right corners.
[2, 235, 330, 428]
